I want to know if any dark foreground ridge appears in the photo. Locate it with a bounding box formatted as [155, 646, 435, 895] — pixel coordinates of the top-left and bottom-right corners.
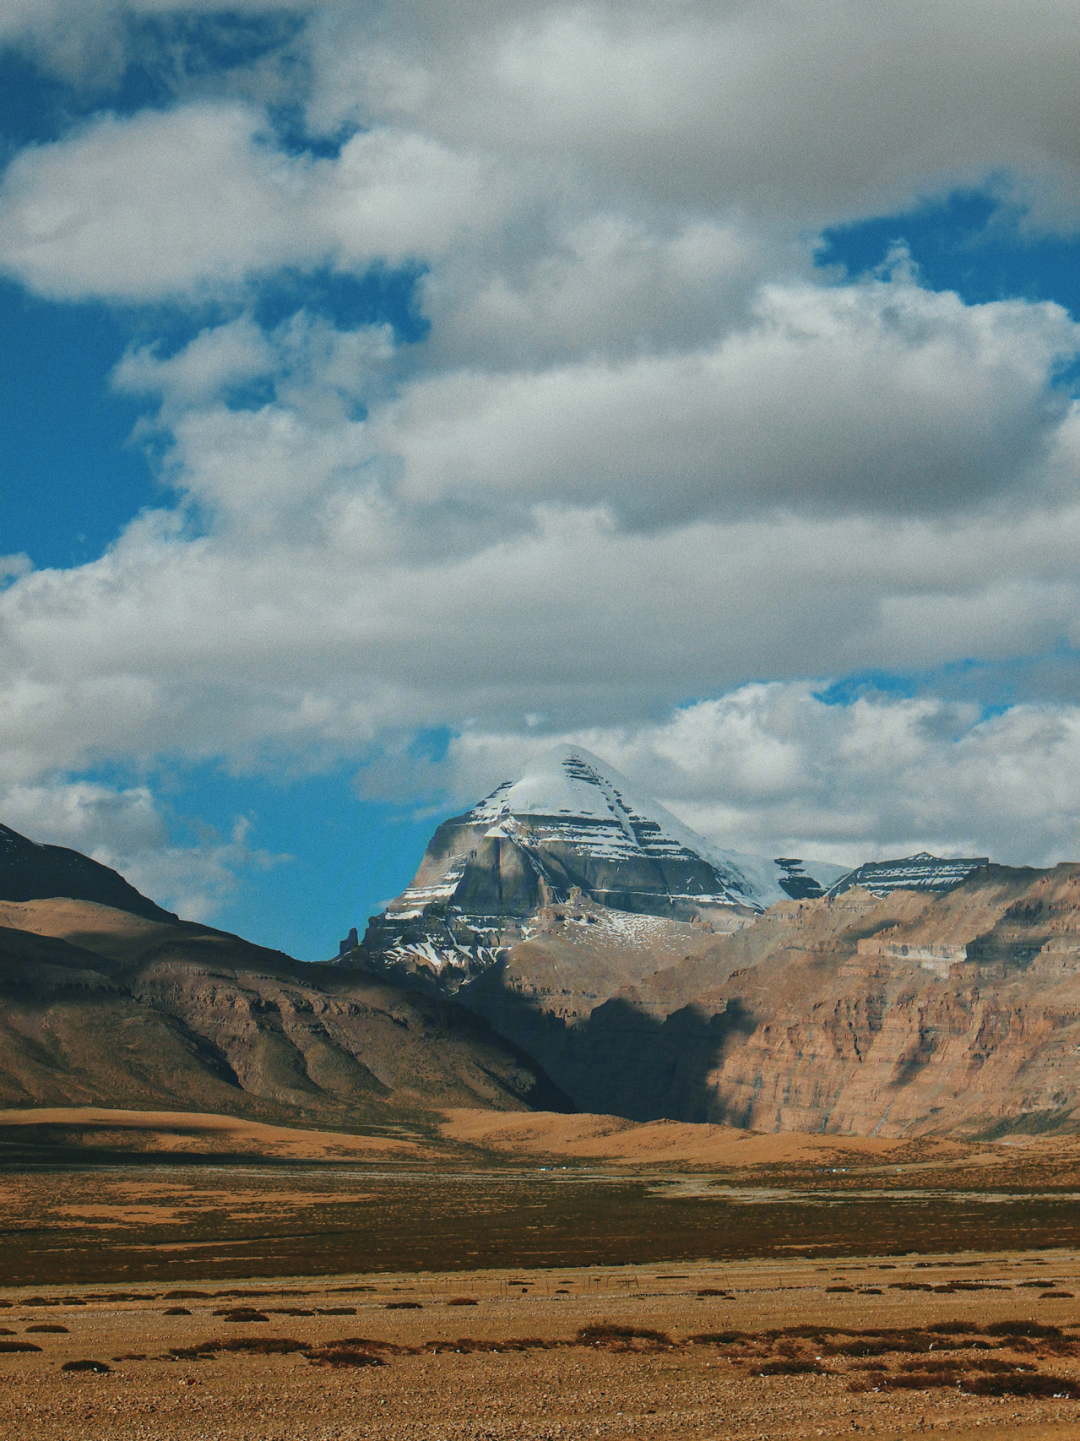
[0, 832, 571, 1127]
[0, 823, 176, 922]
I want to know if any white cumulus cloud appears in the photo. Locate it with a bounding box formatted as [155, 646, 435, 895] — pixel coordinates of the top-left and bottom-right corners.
[0, 779, 286, 920]
[0, 103, 502, 300]
[1, 0, 1080, 906]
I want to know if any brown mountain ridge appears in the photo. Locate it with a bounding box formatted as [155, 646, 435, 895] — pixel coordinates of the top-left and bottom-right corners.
[6, 818, 1080, 1141]
[438, 861, 1080, 1136]
[0, 874, 570, 1131]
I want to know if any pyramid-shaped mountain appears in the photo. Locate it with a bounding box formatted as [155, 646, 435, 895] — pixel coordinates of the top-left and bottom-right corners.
[358, 745, 844, 986]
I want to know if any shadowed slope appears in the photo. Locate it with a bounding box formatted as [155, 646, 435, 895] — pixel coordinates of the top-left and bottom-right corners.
[0, 897, 571, 1125]
[450, 864, 1080, 1137]
[0, 824, 176, 922]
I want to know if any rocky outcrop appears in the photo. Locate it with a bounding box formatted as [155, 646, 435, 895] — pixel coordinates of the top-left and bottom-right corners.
[450, 863, 1080, 1136]
[827, 851, 989, 897]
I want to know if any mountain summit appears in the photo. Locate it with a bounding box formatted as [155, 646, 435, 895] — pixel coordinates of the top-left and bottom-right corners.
[357, 745, 843, 986]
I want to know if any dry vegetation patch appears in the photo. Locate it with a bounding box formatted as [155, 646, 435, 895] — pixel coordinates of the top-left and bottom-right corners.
[6, 1226, 1080, 1437]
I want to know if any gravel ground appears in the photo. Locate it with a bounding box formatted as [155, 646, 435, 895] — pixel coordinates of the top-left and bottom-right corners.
[4, 1253, 1080, 1439]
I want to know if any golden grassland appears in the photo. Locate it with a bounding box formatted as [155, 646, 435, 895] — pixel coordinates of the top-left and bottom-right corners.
[4, 1107, 1080, 1437]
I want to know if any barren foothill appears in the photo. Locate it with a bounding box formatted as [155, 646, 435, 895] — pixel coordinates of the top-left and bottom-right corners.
[0, 1107, 431, 1162]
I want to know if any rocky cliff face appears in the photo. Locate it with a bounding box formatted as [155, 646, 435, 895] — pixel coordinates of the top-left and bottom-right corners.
[449, 863, 1080, 1136]
[358, 745, 845, 989]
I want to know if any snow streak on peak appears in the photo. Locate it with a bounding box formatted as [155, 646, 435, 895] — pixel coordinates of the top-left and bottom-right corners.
[471, 744, 719, 863]
[466, 745, 848, 909]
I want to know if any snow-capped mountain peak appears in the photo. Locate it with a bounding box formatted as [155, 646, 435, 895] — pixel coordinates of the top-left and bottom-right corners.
[356, 745, 852, 990]
[466, 745, 846, 909]
[469, 745, 732, 872]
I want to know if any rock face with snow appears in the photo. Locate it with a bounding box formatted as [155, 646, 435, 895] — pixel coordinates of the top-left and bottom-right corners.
[358, 745, 844, 989]
[826, 852, 989, 898]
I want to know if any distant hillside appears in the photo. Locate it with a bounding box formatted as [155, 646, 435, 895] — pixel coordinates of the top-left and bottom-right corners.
[0, 894, 569, 1125]
[438, 862, 1080, 1137]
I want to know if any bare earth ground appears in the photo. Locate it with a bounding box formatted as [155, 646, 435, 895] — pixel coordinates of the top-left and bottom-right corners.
[4, 1109, 1080, 1438]
[437, 1110, 968, 1166]
[6, 1258, 1080, 1440]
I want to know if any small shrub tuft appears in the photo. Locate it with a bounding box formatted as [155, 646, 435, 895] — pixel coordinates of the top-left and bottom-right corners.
[576, 1325, 672, 1350]
[964, 1373, 1080, 1399]
[759, 1359, 826, 1376]
[219, 1338, 310, 1355]
[986, 1321, 1063, 1339]
[305, 1346, 385, 1368]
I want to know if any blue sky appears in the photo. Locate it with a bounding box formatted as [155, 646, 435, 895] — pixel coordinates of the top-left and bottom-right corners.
[3, 3, 1080, 956]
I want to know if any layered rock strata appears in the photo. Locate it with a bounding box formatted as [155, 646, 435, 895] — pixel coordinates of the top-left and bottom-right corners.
[358, 745, 844, 989]
[452, 862, 1080, 1136]
[827, 851, 990, 898]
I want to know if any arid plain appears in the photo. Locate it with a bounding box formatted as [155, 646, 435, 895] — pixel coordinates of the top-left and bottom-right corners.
[5, 1109, 1080, 1439]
